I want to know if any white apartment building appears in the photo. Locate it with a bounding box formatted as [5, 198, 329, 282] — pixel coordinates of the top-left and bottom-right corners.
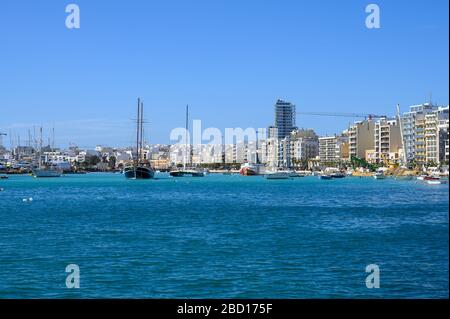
[290, 129, 319, 163]
[319, 135, 349, 164]
[402, 103, 438, 164]
[402, 103, 449, 166]
[425, 106, 450, 165]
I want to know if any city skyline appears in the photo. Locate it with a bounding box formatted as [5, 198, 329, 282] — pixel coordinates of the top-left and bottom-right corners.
[1, 0, 449, 147]
[1, 99, 448, 150]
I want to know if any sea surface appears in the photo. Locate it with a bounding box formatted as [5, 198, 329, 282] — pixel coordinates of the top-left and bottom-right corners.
[0, 173, 448, 298]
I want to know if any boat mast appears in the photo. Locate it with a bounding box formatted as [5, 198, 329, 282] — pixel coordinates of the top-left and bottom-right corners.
[140, 100, 144, 161]
[184, 104, 189, 170]
[39, 127, 43, 169]
[136, 98, 140, 163]
[256, 129, 260, 165]
[52, 126, 55, 152]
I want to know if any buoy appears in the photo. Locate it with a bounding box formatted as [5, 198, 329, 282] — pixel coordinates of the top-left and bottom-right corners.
[29, 197, 33, 202]
[22, 198, 28, 202]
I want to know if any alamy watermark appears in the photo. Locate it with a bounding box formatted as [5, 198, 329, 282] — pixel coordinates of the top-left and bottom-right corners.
[365, 264, 380, 289]
[65, 264, 80, 288]
[63, 4, 379, 30]
[65, 4, 80, 29]
[365, 4, 381, 29]
[170, 120, 267, 158]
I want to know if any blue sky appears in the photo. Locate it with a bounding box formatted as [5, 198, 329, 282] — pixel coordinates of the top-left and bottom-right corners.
[0, 0, 448, 148]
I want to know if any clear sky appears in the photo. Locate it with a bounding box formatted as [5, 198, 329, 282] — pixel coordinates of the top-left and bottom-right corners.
[0, 0, 448, 148]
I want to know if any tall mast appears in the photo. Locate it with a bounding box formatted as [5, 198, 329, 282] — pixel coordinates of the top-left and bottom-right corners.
[39, 127, 43, 169]
[184, 104, 189, 170]
[140, 101, 144, 160]
[256, 130, 260, 164]
[136, 98, 140, 163]
[52, 126, 55, 152]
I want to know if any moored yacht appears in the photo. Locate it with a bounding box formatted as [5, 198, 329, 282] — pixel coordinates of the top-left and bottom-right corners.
[33, 127, 62, 178]
[239, 163, 265, 176]
[169, 105, 204, 178]
[34, 167, 62, 178]
[124, 164, 154, 179]
[265, 171, 291, 180]
[125, 98, 155, 180]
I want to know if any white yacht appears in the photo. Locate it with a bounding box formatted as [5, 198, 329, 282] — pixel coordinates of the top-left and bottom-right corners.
[33, 167, 62, 178]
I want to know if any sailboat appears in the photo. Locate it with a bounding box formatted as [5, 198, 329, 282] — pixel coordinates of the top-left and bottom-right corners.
[33, 127, 62, 178]
[264, 139, 292, 180]
[169, 105, 204, 177]
[124, 98, 155, 179]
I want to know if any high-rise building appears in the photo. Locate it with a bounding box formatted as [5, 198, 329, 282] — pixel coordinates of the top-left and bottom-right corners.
[425, 106, 449, 165]
[267, 99, 297, 167]
[269, 99, 297, 139]
[348, 120, 375, 160]
[438, 108, 449, 164]
[374, 118, 402, 164]
[402, 103, 438, 164]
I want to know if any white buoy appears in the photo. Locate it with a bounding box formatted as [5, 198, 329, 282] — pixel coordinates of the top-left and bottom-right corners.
[22, 198, 28, 202]
[29, 197, 33, 202]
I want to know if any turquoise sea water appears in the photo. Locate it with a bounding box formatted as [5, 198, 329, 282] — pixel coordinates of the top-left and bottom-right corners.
[0, 173, 448, 298]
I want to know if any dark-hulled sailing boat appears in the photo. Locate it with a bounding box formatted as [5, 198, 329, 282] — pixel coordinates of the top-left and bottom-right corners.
[124, 98, 155, 179]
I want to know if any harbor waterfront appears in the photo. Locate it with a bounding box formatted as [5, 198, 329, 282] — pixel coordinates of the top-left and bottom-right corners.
[0, 173, 448, 298]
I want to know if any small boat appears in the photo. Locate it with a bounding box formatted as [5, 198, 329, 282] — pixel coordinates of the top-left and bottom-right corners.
[330, 173, 346, 179]
[170, 169, 204, 177]
[319, 175, 332, 180]
[289, 172, 305, 178]
[239, 163, 265, 176]
[423, 176, 440, 181]
[427, 180, 447, 185]
[0, 175, 8, 180]
[265, 172, 291, 180]
[373, 172, 386, 180]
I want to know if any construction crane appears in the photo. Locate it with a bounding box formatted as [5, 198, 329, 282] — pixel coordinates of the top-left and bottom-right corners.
[297, 112, 387, 120]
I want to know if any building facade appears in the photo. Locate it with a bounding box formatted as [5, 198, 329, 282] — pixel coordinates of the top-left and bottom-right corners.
[374, 118, 402, 164]
[271, 99, 297, 139]
[319, 135, 349, 165]
[402, 103, 449, 166]
[348, 120, 375, 160]
[290, 129, 319, 164]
